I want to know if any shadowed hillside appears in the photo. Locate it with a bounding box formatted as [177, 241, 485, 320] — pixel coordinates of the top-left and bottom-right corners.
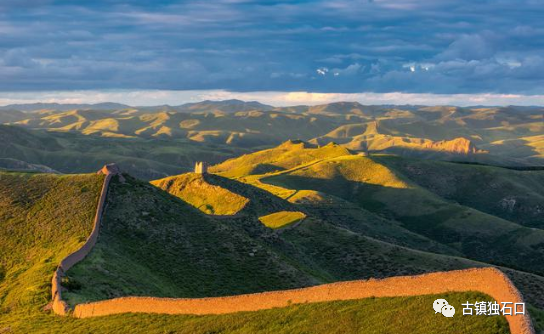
[0, 124, 245, 180]
[0, 169, 535, 333]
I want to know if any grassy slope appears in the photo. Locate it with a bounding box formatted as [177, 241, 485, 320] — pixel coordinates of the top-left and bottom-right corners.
[210, 140, 351, 178]
[66, 169, 544, 312]
[0, 172, 103, 329]
[0, 124, 244, 180]
[151, 173, 250, 215]
[0, 172, 510, 333]
[259, 211, 306, 229]
[64, 175, 319, 304]
[14, 293, 510, 334]
[262, 154, 544, 275]
[208, 143, 544, 308]
[378, 156, 544, 227]
[66, 173, 495, 304]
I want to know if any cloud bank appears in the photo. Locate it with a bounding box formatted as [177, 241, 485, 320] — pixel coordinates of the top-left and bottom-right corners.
[0, 0, 543, 98]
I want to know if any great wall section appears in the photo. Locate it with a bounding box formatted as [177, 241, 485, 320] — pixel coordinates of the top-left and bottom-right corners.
[50, 165, 535, 334]
[51, 164, 122, 316]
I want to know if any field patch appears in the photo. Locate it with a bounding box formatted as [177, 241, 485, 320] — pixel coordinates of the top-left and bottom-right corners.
[259, 211, 306, 229]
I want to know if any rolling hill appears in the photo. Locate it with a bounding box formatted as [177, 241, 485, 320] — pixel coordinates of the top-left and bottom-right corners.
[2, 101, 542, 169]
[1, 100, 543, 333]
[0, 168, 538, 333]
[0, 124, 245, 179]
[210, 142, 544, 306]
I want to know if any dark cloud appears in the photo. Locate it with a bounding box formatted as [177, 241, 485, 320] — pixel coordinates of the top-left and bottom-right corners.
[0, 0, 543, 94]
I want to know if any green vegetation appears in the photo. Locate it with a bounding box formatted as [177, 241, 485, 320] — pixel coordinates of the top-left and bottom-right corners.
[0, 171, 103, 331]
[151, 173, 249, 215]
[205, 142, 544, 309]
[64, 175, 319, 304]
[378, 156, 544, 227]
[0, 171, 510, 333]
[0, 124, 245, 180]
[2, 103, 542, 181]
[259, 211, 306, 229]
[261, 154, 544, 276]
[1, 103, 543, 333]
[10, 293, 509, 334]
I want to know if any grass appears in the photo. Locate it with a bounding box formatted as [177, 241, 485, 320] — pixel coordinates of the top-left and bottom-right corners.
[0, 160, 531, 333]
[151, 173, 249, 215]
[258, 211, 306, 229]
[66, 173, 504, 306]
[211, 141, 351, 178]
[0, 171, 103, 331]
[8, 293, 510, 334]
[64, 175, 319, 304]
[0, 124, 246, 180]
[260, 154, 544, 276]
[208, 143, 544, 309]
[377, 155, 544, 228]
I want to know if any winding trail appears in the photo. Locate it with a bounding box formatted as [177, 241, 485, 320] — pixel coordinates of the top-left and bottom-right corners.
[51, 166, 534, 334]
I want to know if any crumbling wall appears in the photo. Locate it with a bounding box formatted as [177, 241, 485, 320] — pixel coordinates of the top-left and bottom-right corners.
[72, 267, 533, 334]
[51, 165, 118, 315]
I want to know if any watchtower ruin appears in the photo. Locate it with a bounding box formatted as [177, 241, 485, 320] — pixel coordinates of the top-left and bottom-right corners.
[194, 161, 208, 174]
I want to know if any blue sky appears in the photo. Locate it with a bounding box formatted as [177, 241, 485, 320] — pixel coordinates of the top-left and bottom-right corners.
[1, 0, 544, 105]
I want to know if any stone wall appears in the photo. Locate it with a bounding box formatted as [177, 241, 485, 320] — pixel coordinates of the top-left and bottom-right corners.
[49, 165, 534, 333]
[51, 165, 118, 315]
[72, 268, 533, 334]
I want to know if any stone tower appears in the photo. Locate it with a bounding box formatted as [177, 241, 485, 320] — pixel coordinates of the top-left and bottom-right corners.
[194, 161, 208, 174]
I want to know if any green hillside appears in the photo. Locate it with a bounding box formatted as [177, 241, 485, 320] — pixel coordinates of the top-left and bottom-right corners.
[0, 171, 103, 330]
[151, 173, 250, 215]
[0, 167, 538, 333]
[379, 156, 544, 227]
[0, 124, 244, 180]
[1, 103, 542, 181]
[64, 175, 320, 304]
[0, 172, 512, 333]
[262, 154, 544, 275]
[259, 211, 306, 229]
[207, 142, 544, 307]
[62, 164, 544, 309]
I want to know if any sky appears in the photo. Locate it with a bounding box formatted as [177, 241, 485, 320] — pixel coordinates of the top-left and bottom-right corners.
[1, 0, 544, 106]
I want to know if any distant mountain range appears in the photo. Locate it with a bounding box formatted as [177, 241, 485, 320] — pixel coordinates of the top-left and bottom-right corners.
[0, 100, 542, 177]
[0, 99, 274, 113]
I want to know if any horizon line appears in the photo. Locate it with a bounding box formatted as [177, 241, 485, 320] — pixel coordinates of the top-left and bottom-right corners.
[1, 90, 544, 108]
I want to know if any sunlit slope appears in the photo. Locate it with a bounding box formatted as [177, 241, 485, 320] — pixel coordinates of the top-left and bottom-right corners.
[151, 173, 250, 215]
[64, 175, 320, 305]
[61, 166, 544, 314]
[210, 140, 351, 178]
[262, 155, 544, 275]
[379, 156, 544, 227]
[483, 134, 544, 163]
[12, 108, 341, 147]
[259, 211, 306, 229]
[0, 172, 103, 329]
[0, 172, 511, 333]
[152, 172, 296, 216]
[64, 174, 523, 300]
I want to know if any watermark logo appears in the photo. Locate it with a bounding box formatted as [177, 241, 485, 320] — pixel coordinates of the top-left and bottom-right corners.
[433, 299, 455, 317]
[462, 301, 525, 315]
